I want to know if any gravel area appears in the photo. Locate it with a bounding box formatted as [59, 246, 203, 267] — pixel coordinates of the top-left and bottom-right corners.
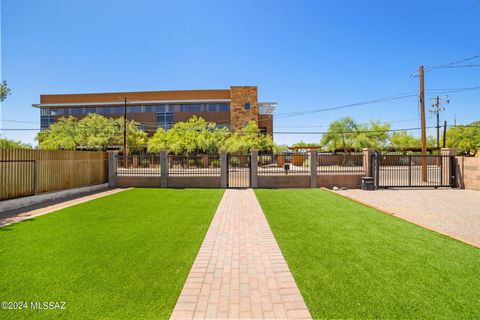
[336, 188, 480, 247]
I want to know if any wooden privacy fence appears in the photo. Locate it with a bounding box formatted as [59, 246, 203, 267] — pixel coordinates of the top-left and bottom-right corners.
[0, 149, 108, 201]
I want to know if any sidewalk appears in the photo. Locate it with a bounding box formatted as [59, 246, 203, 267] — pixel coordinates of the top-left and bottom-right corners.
[170, 189, 311, 319]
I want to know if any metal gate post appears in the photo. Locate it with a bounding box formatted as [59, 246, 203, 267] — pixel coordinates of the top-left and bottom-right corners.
[374, 153, 380, 189]
[220, 151, 227, 188]
[450, 156, 457, 188]
[408, 155, 412, 187]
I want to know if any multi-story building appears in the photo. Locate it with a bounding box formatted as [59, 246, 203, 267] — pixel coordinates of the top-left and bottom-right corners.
[33, 86, 275, 136]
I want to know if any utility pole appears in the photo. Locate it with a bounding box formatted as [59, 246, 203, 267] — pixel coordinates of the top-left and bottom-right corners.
[123, 97, 128, 157]
[419, 65, 427, 181]
[429, 95, 449, 150]
[443, 120, 447, 148]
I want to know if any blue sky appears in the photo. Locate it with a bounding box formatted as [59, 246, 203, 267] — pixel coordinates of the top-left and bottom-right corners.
[1, 0, 479, 146]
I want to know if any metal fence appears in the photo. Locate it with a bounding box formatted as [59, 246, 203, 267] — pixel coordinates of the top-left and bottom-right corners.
[258, 153, 310, 175]
[372, 154, 455, 188]
[168, 154, 221, 176]
[317, 153, 365, 174]
[116, 155, 161, 176]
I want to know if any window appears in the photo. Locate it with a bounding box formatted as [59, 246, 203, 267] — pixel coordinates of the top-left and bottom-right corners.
[157, 112, 174, 130]
[244, 102, 250, 110]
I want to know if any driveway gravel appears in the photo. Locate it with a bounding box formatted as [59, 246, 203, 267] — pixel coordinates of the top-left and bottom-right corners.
[336, 188, 480, 247]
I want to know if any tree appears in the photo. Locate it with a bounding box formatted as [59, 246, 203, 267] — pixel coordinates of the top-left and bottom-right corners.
[147, 128, 169, 153]
[0, 137, 32, 149]
[37, 116, 80, 150]
[223, 121, 273, 153]
[0, 80, 11, 102]
[77, 114, 118, 150]
[358, 120, 391, 150]
[148, 116, 226, 154]
[147, 116, 230, 154]
[445, 121, 480, 156]
[147, 117, 273, 154]
[389, 130, 436, 150]
[273, 143, 289, 153]
[321, 117, 359, 152]
[37, 114, 147, 151]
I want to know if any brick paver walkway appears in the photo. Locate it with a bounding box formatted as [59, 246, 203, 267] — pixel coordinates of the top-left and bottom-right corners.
[170, 189, 311, 320]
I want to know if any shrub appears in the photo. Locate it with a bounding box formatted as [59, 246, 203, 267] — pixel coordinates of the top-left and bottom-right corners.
[210, 159, 220, 168]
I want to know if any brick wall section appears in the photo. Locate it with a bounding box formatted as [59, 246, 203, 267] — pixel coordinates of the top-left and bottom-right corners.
[115, 176, 162, 188]
[456, 157, 480, 190]
[317, 174, 364, 189]
[258, 175, 310, 188]
[167, 176, 221, 188]
[230, 86, 258, 130]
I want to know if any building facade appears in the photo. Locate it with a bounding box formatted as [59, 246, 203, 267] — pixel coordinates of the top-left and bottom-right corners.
[34, 86, 275, 136]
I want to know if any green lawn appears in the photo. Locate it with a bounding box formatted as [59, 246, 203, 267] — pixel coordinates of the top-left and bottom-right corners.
[0, 188, 224, 319]
[255, 189, 480, 319]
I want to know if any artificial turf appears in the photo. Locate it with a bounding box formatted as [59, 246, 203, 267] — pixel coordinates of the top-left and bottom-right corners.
[254, 189, 480, 319]
[0, 188, 224, 319]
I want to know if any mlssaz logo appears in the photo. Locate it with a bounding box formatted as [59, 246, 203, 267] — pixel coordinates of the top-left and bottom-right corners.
[30, 301, 66, 310]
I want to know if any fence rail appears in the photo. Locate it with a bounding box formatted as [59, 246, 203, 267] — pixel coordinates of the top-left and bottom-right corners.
[258, 153, 310, 175]
[0, 149, 108, 201]
[169, 154, 220, 176]
[116, 155, 161, 176]
[372, 154, 455, 188]
[317, 153, 364, 174]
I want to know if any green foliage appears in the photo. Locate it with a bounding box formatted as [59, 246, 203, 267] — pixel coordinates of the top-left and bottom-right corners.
[389, 130, 436, 150]
[291, 140, 321, 148]
[36, 114, 147, 152]
[389, 131, 421, 149]
[37, 116, 80, 150]
[319, 116, 388, 152]
[148, 117, 273, 154]
[319, 117, 439, 151]
[223, 121, 273, 153]
[446, 121, 480, 155]
[0, 137, 32, 149]
[320, 117, 360, 152]
[148, 116, 228, 154]
[0, 80, 11, 102]
[273, 143, 289, 153]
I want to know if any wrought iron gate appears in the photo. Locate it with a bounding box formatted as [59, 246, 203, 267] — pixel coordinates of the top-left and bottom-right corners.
[227, 154, 251, 188]
[371, 154, 456, 188]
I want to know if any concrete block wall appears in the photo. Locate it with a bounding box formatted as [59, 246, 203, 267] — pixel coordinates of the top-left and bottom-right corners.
[456, 156, 480, 190]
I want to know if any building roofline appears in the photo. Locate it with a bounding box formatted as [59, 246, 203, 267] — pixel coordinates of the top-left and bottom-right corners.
[32, 99, 232, 108]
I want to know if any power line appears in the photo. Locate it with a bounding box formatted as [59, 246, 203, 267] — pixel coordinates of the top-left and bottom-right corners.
[427, 54, 480, 70]
[427, 85, 480, 94]
[273, 126, 436, 135]
[275, 92, 418, 118]
[432, 64, 480, 69]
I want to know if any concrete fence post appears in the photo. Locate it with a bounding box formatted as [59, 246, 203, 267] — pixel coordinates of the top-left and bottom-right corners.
[362, 148, 376, 177]
[107, 150, 118, 188]
[160, 150, 168, 188]
[251, 149, 258, 188]
[310, 150, 317, 188]
[220, 151, 227, 188]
